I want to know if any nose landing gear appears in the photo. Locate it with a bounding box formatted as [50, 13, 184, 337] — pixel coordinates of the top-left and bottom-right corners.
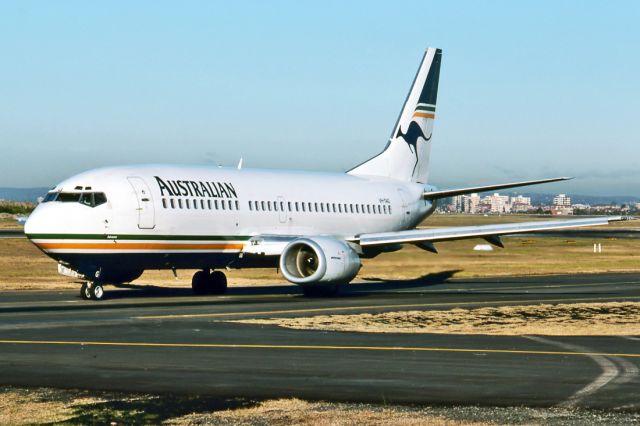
[80, 282, 105, 301]
[191, 270, 228, 295]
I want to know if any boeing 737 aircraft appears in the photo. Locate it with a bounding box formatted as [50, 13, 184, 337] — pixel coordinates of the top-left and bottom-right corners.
[25, 48, 625, 300]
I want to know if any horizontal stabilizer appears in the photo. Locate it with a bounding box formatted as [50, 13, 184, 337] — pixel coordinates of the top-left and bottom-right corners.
[358, 216, 629, 247]
[423, 177, 572, 200]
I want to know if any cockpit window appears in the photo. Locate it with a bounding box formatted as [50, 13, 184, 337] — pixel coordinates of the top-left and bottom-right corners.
[42, 191, 107, 207]
[42, 192, 58, 202]
[79, 193, 93, 207]
[58, 193, 82, 202]
[93, 193, 107, 206]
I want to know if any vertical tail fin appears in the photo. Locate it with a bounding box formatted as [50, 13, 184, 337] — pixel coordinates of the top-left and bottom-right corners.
[348, 48, 442, 183]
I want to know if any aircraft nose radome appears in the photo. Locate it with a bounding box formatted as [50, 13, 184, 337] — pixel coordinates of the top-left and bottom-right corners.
[23, 205, 48, 236]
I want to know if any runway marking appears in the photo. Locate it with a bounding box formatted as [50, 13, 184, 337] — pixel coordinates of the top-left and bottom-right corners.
[527, 336, 621, 408]
[135, 295, 640, 320]
[0, 339, 639, 358]
[622, 336, 640, 341]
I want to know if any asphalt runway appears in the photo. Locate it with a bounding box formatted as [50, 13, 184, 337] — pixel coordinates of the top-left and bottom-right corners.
[0, 273, 639, 409]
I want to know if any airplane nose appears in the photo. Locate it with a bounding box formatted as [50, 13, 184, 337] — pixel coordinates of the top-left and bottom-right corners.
[23, 205, 46, 237]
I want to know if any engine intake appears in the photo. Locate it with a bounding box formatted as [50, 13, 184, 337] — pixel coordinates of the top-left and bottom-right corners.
[280, 237, 361, 285]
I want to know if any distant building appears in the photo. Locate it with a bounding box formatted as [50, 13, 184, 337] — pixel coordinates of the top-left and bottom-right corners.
[553, 194, 571, 207]
[511, 194, 532, 213]
[462, 193, 481, 214]
[481, 193, 511, 213]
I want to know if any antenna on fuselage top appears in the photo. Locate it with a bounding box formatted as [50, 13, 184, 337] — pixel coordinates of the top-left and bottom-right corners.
[237, 157, 243, 170]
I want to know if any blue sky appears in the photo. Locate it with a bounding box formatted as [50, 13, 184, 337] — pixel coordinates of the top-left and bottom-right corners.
[1, 1, 638, 195]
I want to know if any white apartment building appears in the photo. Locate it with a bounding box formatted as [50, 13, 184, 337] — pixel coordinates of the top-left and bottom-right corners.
[553, 194, 571, 206]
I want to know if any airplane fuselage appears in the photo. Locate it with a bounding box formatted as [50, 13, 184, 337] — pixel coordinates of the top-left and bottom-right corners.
[25, 165, 435, 280]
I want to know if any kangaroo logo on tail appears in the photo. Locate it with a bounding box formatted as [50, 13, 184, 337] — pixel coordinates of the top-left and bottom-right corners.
[395, 121, 432, 176]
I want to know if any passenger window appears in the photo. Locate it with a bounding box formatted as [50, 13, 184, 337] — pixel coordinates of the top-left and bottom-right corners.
[261, 201, 266, 211]
[249, 201, 253, 211]
[301, 203, 306, 212]
[221, 200, 226, 210]
[274, 202, 279, 212]
[162, 198, 167, 209]
[235, 201, 239, 210]
[295, 202, 299, 212]
[178, 199, 183, 209]
[389, 206, 392, 214]
[193, 199, 198, 210]
[207, 200, 212, 210]
[214, 200, 219, 210]
[201, 200, 205, 209]
[186, 199, 191, 209]
[280, 201, 284, 211]
[171, 199, 176, 209]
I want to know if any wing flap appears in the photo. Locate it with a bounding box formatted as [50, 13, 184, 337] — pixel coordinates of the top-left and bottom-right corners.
[359, 216, 628, 246]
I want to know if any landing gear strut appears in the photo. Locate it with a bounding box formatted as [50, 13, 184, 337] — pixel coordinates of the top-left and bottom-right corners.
[80, 282, 105, 301]
[192, 270, 227, 295]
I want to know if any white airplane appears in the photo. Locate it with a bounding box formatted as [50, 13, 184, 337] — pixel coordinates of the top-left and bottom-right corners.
[25, 48, 625, 300]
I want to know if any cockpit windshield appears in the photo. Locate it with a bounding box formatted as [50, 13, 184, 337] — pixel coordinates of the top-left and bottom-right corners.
[42, 191, 107, 207]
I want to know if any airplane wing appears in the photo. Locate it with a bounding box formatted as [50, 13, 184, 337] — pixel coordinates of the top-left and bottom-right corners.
[357, 216, 629, 247]
[423, 177, 571, 200]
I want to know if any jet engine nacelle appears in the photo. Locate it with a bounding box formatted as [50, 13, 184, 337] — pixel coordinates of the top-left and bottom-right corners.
[279, 237, 361, 285]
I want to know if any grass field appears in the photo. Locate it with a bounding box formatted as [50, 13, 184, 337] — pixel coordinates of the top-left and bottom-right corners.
[0, 216, 22, 230]
[0, 214, 638, 291]
[1, 232, 639, 291]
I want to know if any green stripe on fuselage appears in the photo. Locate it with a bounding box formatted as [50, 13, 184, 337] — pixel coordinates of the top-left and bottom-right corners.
[26, 233, 252, 241]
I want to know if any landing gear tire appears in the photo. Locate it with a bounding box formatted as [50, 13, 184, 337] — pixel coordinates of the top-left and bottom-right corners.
[80, 282, 91, 300]
[301, 284, 340, 297]
[90, 284, 105, 300]
[191, 270, 209, 295]
[209, 270, 228, 295]
[81, 282, 105, 301]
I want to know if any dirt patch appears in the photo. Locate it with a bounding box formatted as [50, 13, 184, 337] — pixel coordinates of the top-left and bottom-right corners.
[231, 302, 640, 336]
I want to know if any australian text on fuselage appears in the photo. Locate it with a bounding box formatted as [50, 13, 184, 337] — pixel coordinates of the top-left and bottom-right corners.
[154, 176, 238, 199]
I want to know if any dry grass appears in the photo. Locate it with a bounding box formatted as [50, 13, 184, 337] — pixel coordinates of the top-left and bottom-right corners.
[0, 215, 22, 230]
[0, 388, 106, 424]
[232, 302, 640, 336]
[166, 398, 493, 426]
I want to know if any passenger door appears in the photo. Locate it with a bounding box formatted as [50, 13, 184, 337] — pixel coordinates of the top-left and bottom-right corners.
[127, 177, 155, 229]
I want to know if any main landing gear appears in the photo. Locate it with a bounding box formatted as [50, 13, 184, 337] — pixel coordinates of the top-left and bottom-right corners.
[80, 282, 105, 301]
[192, 270, 228, 295]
